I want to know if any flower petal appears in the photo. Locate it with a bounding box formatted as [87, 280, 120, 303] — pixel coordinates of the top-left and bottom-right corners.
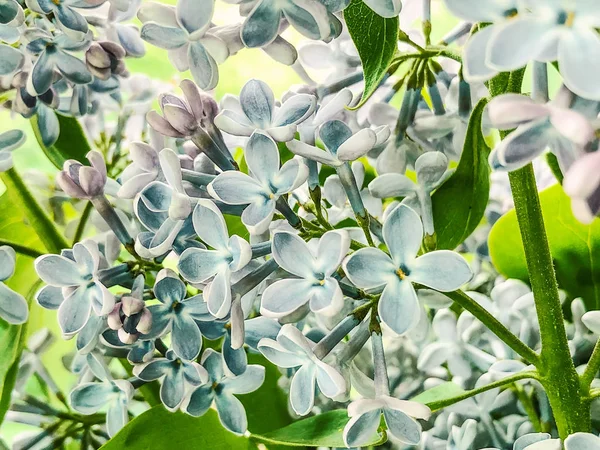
[378, 280, 421, 335]
[215, 392, 247, 434]
[559, 28, 600, 101]
[383, 204, 423, 266]
[409, 250, 472, 291]
[289, 363, 316, 415]
[343, 247, 395, 290]
[272, 231, 314, 277]
[343, 409, 382, 448]
[260, 278, 313, 317]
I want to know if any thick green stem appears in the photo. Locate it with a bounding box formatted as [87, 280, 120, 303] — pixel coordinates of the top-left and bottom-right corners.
[1, 168, 68, 254]
[444, 290, 540, 365]
[508, 164, 590, 436]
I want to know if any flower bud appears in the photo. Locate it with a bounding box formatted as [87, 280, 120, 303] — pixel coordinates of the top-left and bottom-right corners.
[56, 151, 107, 199]
[85, 41, 127, 81]
[108, 296, 152, 344]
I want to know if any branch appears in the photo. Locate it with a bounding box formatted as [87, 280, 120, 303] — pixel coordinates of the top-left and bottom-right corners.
[427, 371, 539, 411]
[581, 338, 600, 389]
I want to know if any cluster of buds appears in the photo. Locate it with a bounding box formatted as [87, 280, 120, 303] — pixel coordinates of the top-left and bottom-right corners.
[56, 150, 107, 200]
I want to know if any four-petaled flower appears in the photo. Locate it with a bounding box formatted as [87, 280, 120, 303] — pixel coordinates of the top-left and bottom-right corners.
[183, 349, 265, 434]
[35, 241, 115, 336]
[258, 324, 346, 415]
[343, 395, 432, 447]
[215, 79, 316, 142]
[208, 130, 308, 234]
[260, 230, 349, 318]
[139, 0, 228, 89]
[178, 199, 252, 318]
[343, 204, 472, 335]
[146, 270, 210, 361]
[134, 349, 208, 411]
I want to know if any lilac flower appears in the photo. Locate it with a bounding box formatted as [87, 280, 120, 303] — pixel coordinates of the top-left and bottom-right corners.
[0, 246, 28, 324]
[369, 152, 449, 236]
[488, 89, 595, 173]
[117, 141, 161, 199]
[0, 0, 24, 44]
[183, 349, 265, 434]
[564, 150, 600, 224]
[0, 129, 26, 172]
[258, 324, 346, 415]
[35, 241, 115, 336]
[107, 275, 152, 344]
[208, 131, 308, 234]
[343, 395, 431, 447]
[70, 380, 133, 437]
[178, 200, 252, 319]
[145, 270, 209, 361]
[343, 204, 472, 335]
[28, 0, 89, 41]
[260, 230, 349, 318]
[25, 30, 92, 96]
[240, 0, 334, 49]
[214, 79, 317, 142]
[134, 349, 208, 411]
[139, 0, 228, 89]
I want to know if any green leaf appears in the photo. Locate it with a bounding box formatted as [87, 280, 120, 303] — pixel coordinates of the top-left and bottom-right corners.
[344, 0, 398, 108]
[100, 407, 253, 450]
[1, 169, 68, 253]
[431, 98, 491, 250]
[489, 184, 600, 311]
[31, 113, 92, 169]
[252, 410, 386, 448]
[0, 191, 45, 425]
[410, 382, 466, 411]
[240, 354, 292, 435]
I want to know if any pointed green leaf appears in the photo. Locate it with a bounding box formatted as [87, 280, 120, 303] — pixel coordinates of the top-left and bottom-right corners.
[431, 98, 491, 249]
[252, 409, 386, 447]
[344, 0, 398, 108]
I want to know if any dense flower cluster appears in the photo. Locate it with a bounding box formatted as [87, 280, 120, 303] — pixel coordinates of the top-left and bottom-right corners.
[2, 0, 600, 449]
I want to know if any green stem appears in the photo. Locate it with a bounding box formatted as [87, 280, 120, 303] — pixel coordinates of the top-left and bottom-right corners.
[444, 290, 540, 365]
[581, 338, 600, 389]
[508, 164, 590, 436]
[0, 239, 43, 258]
[426, 371, 539, 411]
[514, 384, 542, 432]
[1, 168, 68, 254]
[72, 201, 93, 245]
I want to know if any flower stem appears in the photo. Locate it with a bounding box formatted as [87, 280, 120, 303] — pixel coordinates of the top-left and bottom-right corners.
[444, 289, 540, 365]
[0, 239, 43, 258]
[580, 338, 600, 389]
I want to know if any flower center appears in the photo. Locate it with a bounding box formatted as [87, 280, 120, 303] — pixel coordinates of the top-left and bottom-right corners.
[557, 10, 576, 27]
[395, 268, 407, 280]
[52, 0, 61, 4]
[503, 8, 518, 18]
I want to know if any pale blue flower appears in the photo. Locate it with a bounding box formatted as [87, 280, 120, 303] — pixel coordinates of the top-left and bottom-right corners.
[0, 129, 26, 172]
[369, 152, 449, 235]
[343, 204, 472, 335]
[139, 0, 228, 90]
[362, 0, 401, 18]
[343, 395, 431, 447]
[417, 309, 495, 379]
[240, 0, 335, 49]
[103, 0, 146, 57]
[258, 324, 346, 415]
[28, 0, 89, 41]
[107, 275, 152, 344]
[443, 0, 520, 82]
[25, 30, 93, 96]
[117, 141, 161, 199]
[133, 349, 208, 411]
[0, 246, 28, 324]
[487, 90, 595, 173]
[0, 44, 24, 76]
[70, 380, 133, 437]
[145, 270, 211, 361]
[565, 433, 600, 450]
[208, 131, 308, 234]
[35, 241, 115, 336]
[214, 79, 316, 142]
[178, 200, 251, 319]
[260, 230, 349, 318]
[134, 148, 195, 256]
[183, 348, 265, 434]
[447, 419, 478, 450]
[0, 0, 24, 44]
